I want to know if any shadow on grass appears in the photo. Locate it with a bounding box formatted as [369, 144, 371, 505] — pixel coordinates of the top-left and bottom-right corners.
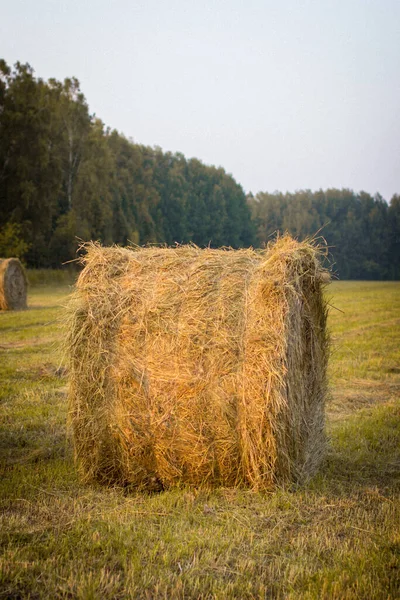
[322, 400, 400, 491]
[0, 389, 70, 470]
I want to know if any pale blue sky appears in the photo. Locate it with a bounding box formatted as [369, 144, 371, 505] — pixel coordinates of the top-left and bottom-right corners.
[1, 0, 399, 200]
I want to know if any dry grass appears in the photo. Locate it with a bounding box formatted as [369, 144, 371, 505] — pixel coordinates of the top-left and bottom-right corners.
[0, 280, 399, 599]
[0, 258, 27, 311]
[67, 235, 330, 490]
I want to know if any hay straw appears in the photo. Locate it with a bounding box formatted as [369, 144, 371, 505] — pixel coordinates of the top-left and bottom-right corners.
[67, 235, 330, 490]
[0, 258, 28, 310]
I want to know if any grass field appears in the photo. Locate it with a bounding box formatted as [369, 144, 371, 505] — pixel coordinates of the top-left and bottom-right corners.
[0, 278, 399, 599]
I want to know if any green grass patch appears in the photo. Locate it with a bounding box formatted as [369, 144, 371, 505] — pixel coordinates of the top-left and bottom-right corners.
[26, 268, 78, 287]
[0, 280, 399, 599]
[328, 281, 400, 382]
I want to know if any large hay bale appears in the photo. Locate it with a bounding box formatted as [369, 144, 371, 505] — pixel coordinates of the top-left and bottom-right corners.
[67, 235, 330, 490]
[0, 258, 28, 310]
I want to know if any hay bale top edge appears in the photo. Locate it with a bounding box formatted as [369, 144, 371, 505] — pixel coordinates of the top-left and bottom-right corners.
[75, 235, 330, 291]
[0, 257, 28, 279]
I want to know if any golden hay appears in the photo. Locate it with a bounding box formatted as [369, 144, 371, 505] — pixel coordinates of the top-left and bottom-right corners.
[67, 235, 330, 490]
[0, 258, 28, 310]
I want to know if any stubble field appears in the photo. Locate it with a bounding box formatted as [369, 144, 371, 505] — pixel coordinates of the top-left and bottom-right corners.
[0, 277, 399, 599]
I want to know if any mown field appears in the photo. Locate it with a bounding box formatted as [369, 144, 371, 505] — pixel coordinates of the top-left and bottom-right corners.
[0, 277, 399, 599]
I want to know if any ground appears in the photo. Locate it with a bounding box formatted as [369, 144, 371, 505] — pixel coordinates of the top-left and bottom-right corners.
[0, 277, 399, 599]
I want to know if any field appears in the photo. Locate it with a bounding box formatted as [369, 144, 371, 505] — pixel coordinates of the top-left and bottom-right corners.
[0, 277, 399, 599]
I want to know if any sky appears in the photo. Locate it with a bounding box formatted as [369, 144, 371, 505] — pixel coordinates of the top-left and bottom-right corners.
[1, 0, 400, 201]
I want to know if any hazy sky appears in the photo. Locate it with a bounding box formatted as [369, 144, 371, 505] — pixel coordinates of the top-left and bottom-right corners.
[1, 0, 400, 200]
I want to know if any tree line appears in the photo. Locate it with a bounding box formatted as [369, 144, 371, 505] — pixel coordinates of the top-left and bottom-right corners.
[0, 60, 399, 279]
[248, 190, 400, 280]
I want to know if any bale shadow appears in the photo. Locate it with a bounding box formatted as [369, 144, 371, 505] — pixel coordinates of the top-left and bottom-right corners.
[322, 401, 400, 492]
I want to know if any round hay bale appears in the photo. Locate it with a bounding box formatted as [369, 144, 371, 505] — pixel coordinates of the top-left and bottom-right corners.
[0, 258, 28, 310]
[67, 235, 330, 490]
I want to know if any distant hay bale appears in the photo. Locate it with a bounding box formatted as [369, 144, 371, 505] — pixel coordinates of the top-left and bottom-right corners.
[0, 258, 28, 310]
[67, 235, 330, 490]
